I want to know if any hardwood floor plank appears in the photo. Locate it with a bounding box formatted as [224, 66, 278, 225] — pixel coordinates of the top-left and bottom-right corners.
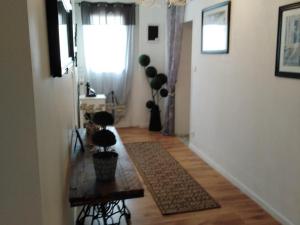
[117, 128, 281, 225]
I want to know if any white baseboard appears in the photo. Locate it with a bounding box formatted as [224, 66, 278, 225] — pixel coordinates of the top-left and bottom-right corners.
[137, 123, 149, 129]
[189, 143, 295, 225]
[115, 122, 148, 129]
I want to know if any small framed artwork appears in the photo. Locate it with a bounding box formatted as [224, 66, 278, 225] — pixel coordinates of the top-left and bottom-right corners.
[148, 25, 159, 42]
[275, 2, 300, 79]
[201, 1, 231, 54]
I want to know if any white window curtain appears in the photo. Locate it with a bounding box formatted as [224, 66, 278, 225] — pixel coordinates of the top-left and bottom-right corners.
[78, 2, 135, 106]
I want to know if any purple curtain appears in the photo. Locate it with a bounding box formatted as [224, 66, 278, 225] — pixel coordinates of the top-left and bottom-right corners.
[162, 6, 185, 136]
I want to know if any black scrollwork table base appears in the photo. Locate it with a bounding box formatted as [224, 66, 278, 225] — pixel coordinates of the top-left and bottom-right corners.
[76, 200, 131, 225]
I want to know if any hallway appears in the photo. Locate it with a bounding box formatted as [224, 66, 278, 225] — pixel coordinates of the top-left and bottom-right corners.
[118, 128, 280, 225]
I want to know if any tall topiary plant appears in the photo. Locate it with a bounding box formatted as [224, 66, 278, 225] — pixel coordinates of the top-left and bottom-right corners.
[91, 111, 118, 181]
[139, 54, 168, 131]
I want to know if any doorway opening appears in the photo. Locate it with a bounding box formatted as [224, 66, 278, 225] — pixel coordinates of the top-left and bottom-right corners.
[175, 21, 193, 145]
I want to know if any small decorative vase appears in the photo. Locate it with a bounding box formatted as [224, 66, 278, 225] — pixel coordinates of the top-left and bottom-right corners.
[93, 152, 118, 181]
[149, 104, 162, 132]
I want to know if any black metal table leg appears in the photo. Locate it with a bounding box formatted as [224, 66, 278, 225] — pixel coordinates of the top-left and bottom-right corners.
[75, 200, 131, 225]
[76, 205, 91, 225]
[120, 200, 131, 222]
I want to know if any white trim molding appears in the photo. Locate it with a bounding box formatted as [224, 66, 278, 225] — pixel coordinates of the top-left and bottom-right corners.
[189, 142, 295, 225]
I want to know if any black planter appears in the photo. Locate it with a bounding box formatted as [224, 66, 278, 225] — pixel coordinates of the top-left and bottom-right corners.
[93, 152, 118, 181]
[149, 104, 162, 132]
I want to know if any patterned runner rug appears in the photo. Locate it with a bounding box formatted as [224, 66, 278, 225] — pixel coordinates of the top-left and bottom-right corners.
[125, 142, 220, 215]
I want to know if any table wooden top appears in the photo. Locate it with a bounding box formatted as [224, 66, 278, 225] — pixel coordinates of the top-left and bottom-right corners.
[69, 127, 144, 207]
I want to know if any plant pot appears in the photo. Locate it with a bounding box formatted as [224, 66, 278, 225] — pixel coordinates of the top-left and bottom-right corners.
[93, 152, 118, 181]
[149, 104, 162, 132]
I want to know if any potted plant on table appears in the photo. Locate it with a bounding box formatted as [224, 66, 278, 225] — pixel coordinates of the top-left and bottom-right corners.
[92, 111, 115, 129]
[138, 54, 168, 131]
[88, 111, 117, 181]
[92, 129, 118, 181]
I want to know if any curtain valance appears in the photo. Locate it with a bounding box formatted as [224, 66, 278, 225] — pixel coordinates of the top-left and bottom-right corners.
[80, 2, 136, 25]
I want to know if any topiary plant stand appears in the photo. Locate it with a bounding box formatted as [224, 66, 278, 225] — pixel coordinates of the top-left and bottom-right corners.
[149, 104, 162, 131]
[138, 54, 168, 132]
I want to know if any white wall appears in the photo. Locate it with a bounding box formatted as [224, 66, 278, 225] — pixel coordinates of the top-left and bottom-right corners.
[27, 0, 76, 225]
[0, 1, 43, 225]
[185, 1, 300, 225]
[175, 22, 192, 136]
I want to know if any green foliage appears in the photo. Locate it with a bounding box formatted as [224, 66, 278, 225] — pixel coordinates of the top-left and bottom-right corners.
[139, 55, 150, 67]
[92, 111, 114, 128]
[150, 77, 163, 90]
[157, 73, 168, 85]
[146, 100, 155, 109]
[138, 54, 168, 108]
[160, 88, 169, 97]
[92, 129, 116, 149]
[146, 66, 157, 78]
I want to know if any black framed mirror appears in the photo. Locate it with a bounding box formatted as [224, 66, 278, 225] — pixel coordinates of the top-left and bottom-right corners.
[45, 0, 74, 77]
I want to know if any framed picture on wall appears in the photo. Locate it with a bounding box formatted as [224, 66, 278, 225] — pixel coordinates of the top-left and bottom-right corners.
[275, 2, 300, 79]
[201, 1, 231, 54]
[147, 25, 159, 43]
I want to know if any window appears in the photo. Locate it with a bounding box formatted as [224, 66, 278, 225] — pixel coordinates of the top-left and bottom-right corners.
[83, 25, 128, 74]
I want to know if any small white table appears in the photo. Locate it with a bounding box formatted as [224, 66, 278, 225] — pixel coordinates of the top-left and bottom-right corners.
[79, 94, 106, 127]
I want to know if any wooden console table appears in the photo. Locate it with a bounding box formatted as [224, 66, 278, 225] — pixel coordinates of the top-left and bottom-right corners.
[69, 127, 144, 225]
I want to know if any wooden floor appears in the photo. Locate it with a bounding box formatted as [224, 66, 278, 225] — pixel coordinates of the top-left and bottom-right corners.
[118, 128, 281, 225]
